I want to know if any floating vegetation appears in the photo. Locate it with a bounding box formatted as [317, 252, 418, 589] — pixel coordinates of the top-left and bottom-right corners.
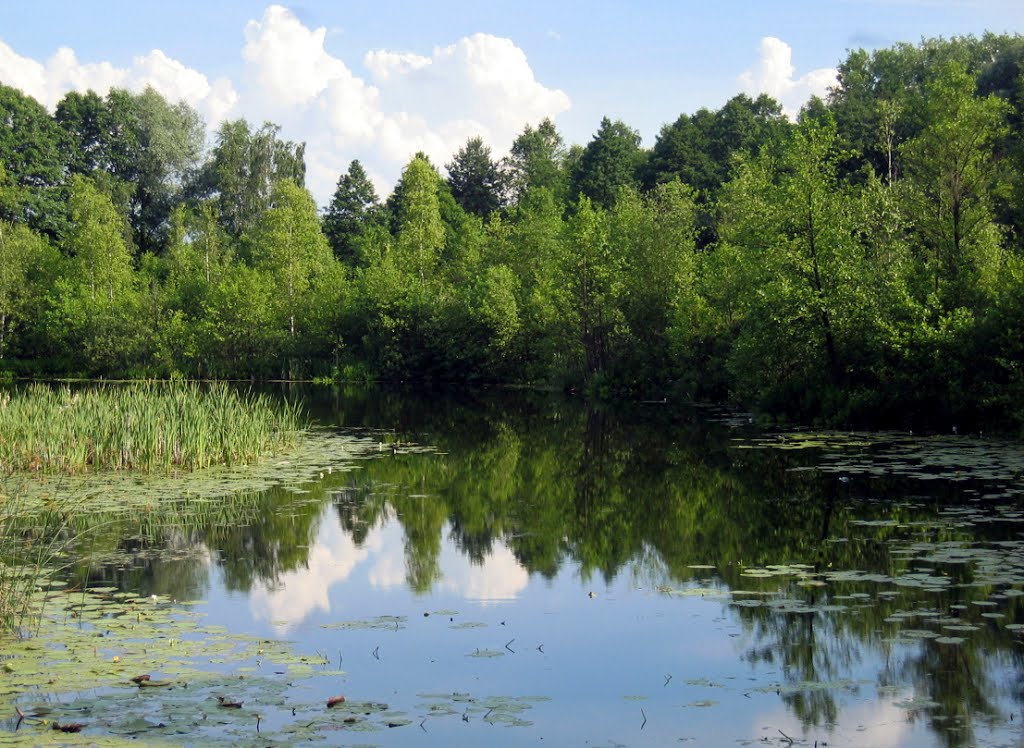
[657, 585, 729, 598]
[682, 699, 717, 708]
[0, 382, 303, 474]
[320, 615, 407, 631]
[731, 430, 1024, 489]
[467, 648, 505, 658]
[2, 428, 383, 517]
[415, 693, 542, 727]
[0, 583, 336, 742]
[0, 580, 548, 744]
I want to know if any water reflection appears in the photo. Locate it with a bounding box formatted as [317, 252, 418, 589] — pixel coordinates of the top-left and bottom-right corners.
[42, 387, 1024, 747]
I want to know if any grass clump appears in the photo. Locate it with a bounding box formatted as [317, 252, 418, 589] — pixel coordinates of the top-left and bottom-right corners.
[0, 382, 304, 474]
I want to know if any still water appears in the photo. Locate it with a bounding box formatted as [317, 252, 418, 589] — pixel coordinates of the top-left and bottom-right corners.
[26, 388, 1024, 746]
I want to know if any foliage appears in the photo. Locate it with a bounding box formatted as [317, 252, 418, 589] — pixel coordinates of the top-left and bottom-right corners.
[0, 220, 50, 360]
[322, 159, 380, 264]
[0, 33, 1021, 427]
[197, 119, 306, 237]
[0, 84, 66, 237]
[569, 117, 645, 209]
[0, 382, 302, 473]
[446, 136, 506, 218]
[504, 117, 568, 202]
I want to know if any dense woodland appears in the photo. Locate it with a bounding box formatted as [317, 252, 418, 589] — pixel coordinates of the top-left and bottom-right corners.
[2, 34, 1024, 428]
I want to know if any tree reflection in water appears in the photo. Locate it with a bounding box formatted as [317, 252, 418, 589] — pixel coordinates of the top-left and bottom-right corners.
[40, 386, 1024, 747]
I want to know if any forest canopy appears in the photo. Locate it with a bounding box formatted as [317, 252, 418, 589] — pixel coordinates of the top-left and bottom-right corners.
[2, 32, 1024, 429]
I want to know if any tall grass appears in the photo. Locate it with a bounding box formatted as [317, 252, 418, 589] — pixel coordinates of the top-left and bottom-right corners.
[0, 382, 304, 474]
[0, 479, 73, 635]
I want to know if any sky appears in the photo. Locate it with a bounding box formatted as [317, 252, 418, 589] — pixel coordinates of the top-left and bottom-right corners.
[1, 0, 1022, 205]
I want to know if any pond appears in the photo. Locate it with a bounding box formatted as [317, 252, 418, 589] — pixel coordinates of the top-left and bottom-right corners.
[3, 387, 1024, 747]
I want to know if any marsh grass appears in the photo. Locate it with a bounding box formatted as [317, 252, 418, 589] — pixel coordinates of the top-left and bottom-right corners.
[0, 381, 304, 474]
[0, 478, 76, 635]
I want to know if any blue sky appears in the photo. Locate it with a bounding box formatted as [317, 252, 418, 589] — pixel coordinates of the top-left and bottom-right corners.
[1, 1, 1022, 203]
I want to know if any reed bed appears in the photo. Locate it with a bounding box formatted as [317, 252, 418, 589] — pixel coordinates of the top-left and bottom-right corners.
[0, 480, 71, 634]
[0, 382, 304, 474]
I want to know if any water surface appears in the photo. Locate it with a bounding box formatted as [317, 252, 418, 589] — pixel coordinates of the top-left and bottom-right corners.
[12, 388, 1024, 746]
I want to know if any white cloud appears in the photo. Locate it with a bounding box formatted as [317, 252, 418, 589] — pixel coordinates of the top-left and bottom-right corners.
[0, 5, 570, 204]
[234, 6, 570, 201]
[739, 36, 837, 119]
[0, 39, 237, 132]
[248, 511, 529, 633]
[751, 694, 916, 748]
[0, 40, 48, 101]
[249, 510, 385, 632]
[439, 533, 529, 602]
[242, 4, 350, 110]
[364, 49, 432, 81]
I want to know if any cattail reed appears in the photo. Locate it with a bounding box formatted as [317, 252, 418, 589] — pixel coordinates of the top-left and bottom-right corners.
[0, 382, 304, 474]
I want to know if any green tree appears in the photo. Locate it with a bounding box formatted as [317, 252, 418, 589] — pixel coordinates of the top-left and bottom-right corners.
[55, 88, 204, 253]
[501, 187, 566, 378]
[901, 61, 1010, 310]
[505, 118, 568, 203]
[249, 181, 334, 342]
[66, 175, 135, 304]
[394, 155, 445, 288]
[642, 112, 714, 191]
[323, 159, 380, 265]
[54, 90, 108, 176]
[609, 181, 699, 387]
[0, 84, 67, 237]
[555, 196, 622, 376]
[159, 203, 235, 375]
[0, 219, 49, 360]
[714, 117, 869, 411]
[200, 264, 283, 377]
[49, 175, 141, 373]
[569, 117, 645, 210]
[446, 136, 505, 218]
[709, 94, 789, 178]
[130, 88, 205, 252]
[198, 119, 306, 237]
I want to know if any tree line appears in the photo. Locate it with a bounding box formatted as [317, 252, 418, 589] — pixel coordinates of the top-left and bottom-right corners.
[2, 32, 1023, 428]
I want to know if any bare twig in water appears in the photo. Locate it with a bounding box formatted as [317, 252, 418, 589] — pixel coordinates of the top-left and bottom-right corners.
[372, 645, 380, 660]
[779, 728, 795, 744]
[641, 708, 647, 729]
[505, 638, 516, 652]
[664, 674, 672, 686]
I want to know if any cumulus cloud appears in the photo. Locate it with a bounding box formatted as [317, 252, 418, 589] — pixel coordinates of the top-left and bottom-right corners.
[242, 4, 351, 109]
[236, 5, 570, 201]
[752, 695, 913, 748]
[0, 39, 237, 131]
[439, 539, 529, 603]
[249, 509, 384, 632]
[0, 4, 570, 204]
[739, 36, 837, 119]
[364, 49, 432, 81]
